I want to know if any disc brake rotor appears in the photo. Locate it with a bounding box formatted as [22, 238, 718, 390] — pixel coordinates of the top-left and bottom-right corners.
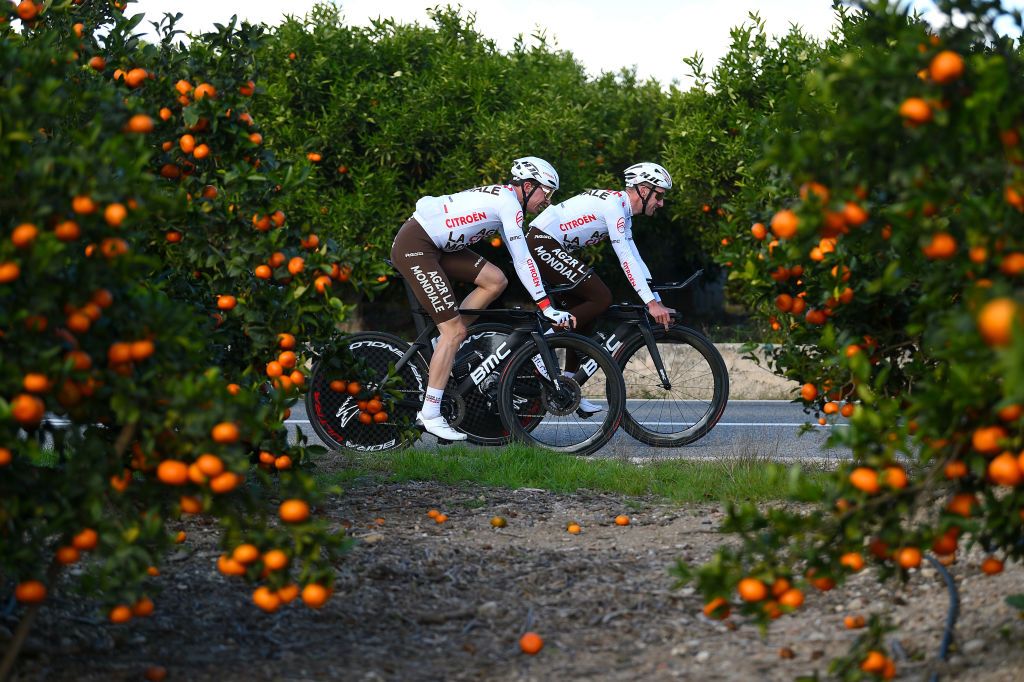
[540, 377, 582, 417]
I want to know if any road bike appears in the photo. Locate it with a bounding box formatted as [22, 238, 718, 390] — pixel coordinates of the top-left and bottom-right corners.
[306, 270, 626, 457]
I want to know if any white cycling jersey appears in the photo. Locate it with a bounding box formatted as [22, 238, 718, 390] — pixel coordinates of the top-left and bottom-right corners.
[530, 189, 656, 304]
[412, 184, 547, 301]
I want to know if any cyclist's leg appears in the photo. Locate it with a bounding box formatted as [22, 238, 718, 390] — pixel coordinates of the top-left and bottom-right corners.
[440, 250, 505, 327]
[390, 219, 467, 440]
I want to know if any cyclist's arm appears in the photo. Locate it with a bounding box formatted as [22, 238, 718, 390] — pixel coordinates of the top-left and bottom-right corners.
[499, 216, 548, 302]
[624, 227, 662, 303]
[608, 217, 656, 304]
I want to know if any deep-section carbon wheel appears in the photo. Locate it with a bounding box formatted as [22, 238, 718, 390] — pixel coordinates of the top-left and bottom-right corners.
[450, 323, 515, 445]
[614, 325, 728, 447]
[496, 332, 625, 456]
[306, 332, 426, 452]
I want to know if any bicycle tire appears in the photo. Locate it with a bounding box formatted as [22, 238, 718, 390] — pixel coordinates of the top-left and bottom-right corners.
[306, 332, 427, 452]
[496, 333, 625, 457]
[614, 325, 728, 447]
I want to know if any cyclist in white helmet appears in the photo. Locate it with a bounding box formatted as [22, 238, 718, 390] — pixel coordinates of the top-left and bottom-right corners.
[524, 162, 675, 416]
[390, 156, 574, 440]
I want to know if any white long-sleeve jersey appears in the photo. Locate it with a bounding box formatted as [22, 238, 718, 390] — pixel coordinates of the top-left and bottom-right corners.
[412, 184, 546, 301]
[530, 189, 656, 304]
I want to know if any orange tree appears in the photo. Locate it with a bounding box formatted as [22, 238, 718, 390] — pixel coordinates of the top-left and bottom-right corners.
[1, 1, 351, 672]
[671, 0, 1024, 677]
[250, 3, 678, 309]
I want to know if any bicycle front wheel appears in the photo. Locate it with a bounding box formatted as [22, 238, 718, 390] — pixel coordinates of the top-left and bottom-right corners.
[306, 332, 427, 452]
[615, 326, 728, 447]
[496, 333, 625, 457]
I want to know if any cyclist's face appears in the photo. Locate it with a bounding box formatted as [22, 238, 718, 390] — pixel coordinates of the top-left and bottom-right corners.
[643, 185, 666, 215]
[526, 181, 555, 211]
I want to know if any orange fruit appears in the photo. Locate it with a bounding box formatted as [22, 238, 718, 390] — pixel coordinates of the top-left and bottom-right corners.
[217, 294, 237, 310]
[196, 454, 224, 477]
[56, 546, 80, 565]
[287, 256, 305, 275]
[125, 114, 153, 134]
[987, 451, 1021, 486]
[278, 333, 296, 349]
[11, 393, 45, 428]
[997, 404, 1022, 422]
[980, 556, 1004, 575]
[567, 522, 581, 534]
[932, 529, 959, 555]
[737, 577, 768, 602]
[944, 460, 968, 479]
[104, 202, 128, 227]
[842, 201, 869, 226]
[253, 586, 281, 613]
[209, 471, 240, 493]
[266, 361, 283, 378]
[193, 82, 217, 99]
[946, 492, 977, 517]
[11, 223, 38, 248]
[977, 298, 1017, 346]
[775, 294, 793, 313]
[800, 383, 818, 401]
[435, 513, 449, 524]
[124, 67, 147, 88]
[702, 596, 730, 619]
[277, 584, 300, 603]
[770, 578, 791, 597]
[278, 350, 297, 368]
[778, 588, 804, 608]
[0, 448, 11, 467]
[929, 50, 964, 84]
[839, 552, 865, 572]
[217, 554, 246, 576]
[770, 209, 799, 239]
[193, 143, 210, 160]
[179, 495, 202, 514]
[156, 460, 188, 486]
[211, 422, 239, 443]
[861, 650, 887, 673]
[132, 596, 155, 617]
[279, 499, 310, 523]
[899, 97, 932, 124]
[849, 467, 880, 494]
[72, 528, 98, 551]
[883, 465, 908, 489]
[130, 339, 155, 361]
[255, 264, 272, 279]
[427, 509, 440, 518]
[88, 55, 106, 71]
[346, 381, 362, 396]
[922, 232, 956, 259]
[54, 220, 81, 241]
[972, 425, 1007, 454]
[844, 614, 866, 629]
[490, 516, 507, 528]
[519, 631, 544, 655]
[301, 583, 330, 608]
[895, 546, 922, 569]
[373, 411, 388, 423]
[263, 549, 289, 571]
[614, 514, 630, 526]
[750, 222, 767, 240]
[109, 605, 132, 623]
[233, 544, 260, 564]
[274, 455, 293, 470]
[239, 80, 255, 96]
[15, 580, 46, 603]
[249, 132, 263, 145]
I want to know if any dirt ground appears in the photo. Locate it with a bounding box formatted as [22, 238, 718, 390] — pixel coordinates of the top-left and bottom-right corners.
[7, 480, 1024, 681]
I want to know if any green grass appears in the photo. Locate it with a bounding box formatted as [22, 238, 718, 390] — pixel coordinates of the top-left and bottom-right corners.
[315, 444, 829, 504]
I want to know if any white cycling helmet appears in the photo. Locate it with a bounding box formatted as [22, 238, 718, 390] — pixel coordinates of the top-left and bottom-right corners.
[511, 156, 560, 190]
[624, 162, 673, 191]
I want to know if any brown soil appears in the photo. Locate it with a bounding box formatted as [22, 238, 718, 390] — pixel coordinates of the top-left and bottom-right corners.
[6, 481, 1024, 681]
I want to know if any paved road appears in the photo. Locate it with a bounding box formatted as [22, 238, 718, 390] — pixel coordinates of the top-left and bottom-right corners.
[288, 399, 852, 462]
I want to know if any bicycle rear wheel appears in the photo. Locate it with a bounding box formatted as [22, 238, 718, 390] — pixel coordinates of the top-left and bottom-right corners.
[614, 326, 728, 447]
[306, 332, 427, 452]
[496, 333, 625, 456]
[451, 323, 514, 445]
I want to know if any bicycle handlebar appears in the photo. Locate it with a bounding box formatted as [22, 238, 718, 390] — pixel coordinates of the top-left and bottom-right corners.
[648, 269, 703, 292]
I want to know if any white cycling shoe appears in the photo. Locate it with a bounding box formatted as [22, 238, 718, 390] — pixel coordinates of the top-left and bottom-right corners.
[576, 398, 605, 419]
[416, 412, 467, 441]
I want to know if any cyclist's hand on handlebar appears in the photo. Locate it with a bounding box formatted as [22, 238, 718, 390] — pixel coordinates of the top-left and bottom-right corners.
[647, 300, 672, 330]
[542, 306, 575, 330]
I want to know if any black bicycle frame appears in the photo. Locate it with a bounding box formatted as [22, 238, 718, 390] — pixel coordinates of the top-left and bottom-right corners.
[384, 309, 565, 404]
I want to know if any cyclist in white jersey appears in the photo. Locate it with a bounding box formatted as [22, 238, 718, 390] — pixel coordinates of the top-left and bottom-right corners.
[525, 162, 675, 414]
[390, 157, 574, 441]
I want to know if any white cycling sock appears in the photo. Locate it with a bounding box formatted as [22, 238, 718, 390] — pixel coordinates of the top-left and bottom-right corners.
[421, 387, 444, 419]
